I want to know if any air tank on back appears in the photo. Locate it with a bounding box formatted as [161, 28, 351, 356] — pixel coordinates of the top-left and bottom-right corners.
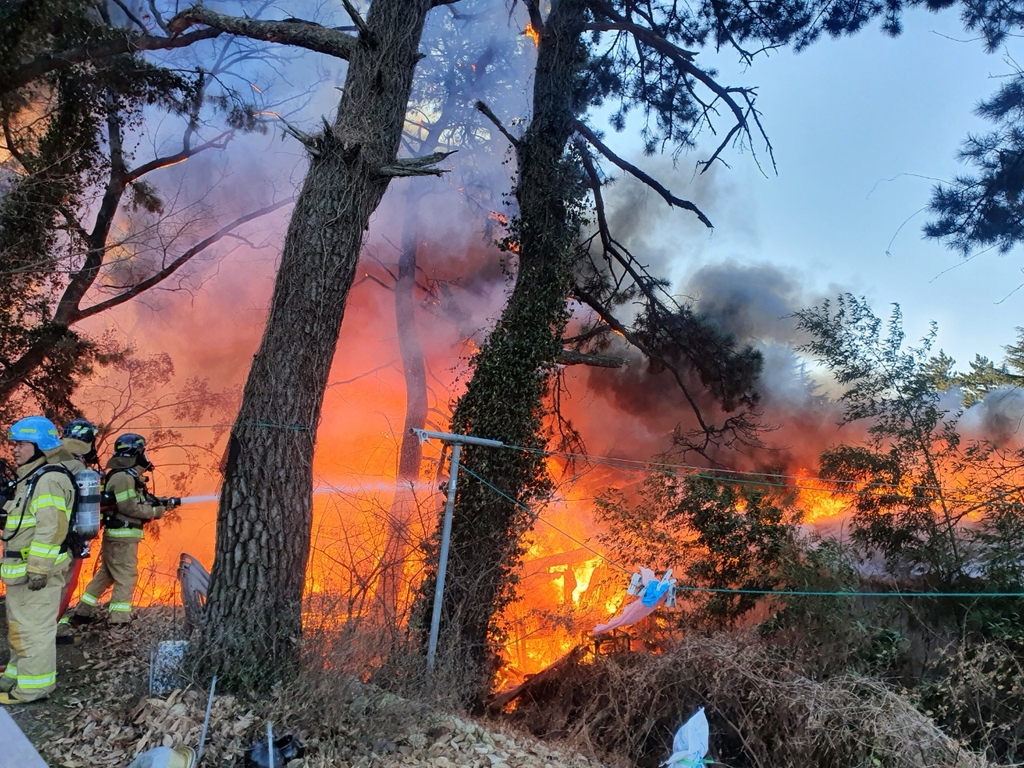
[73, 468, 102, 539]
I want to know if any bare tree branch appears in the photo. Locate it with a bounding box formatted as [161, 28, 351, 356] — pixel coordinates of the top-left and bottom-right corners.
[340, 0, 373, 39]
[576, 120, 713, 228]
[562, 323, 613, 345]
[110, 0, 148, 32]
[584, 0, 776, 174]
[522, 0, 545, 33]
[167, 7, 357, 60]
[380, 150, 456, 177]
[556, 349, 625, 367]
[127, 130, 234, 182]
[475, 100, 520, 149]
[75, 198, 294, 321]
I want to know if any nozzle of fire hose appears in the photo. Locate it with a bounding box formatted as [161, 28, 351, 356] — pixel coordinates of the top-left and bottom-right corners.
[161, 497, 182, 510]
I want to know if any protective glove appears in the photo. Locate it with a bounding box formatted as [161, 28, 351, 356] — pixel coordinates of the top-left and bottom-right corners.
[27, 572, 47, 591]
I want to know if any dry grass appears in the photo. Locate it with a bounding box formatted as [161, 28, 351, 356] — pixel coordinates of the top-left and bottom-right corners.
[28, 607, 613, 768]
[502, 633, 990, 768]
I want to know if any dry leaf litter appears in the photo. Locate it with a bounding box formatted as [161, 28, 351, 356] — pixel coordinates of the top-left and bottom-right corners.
[28, 609, 612, 768]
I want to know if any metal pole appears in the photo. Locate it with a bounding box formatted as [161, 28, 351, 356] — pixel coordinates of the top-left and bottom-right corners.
[412, 429, 502, 677]
[196, 675, 217, 765]
[426, 441, 461, 675]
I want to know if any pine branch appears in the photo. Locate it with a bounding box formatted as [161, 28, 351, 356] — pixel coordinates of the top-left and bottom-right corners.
[573, 284, 714, 436]
[167, 7, 357, 60]
[2, 28, 222, 97]
[556, 349, 626, 368]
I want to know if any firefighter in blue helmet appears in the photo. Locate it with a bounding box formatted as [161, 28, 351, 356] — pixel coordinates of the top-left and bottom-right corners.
[0, 416, 75, 703]
[71, 433, 176, 625]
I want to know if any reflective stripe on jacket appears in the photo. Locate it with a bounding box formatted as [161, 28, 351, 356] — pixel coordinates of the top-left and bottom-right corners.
[1, 456, 73, 583]
[103, 464, 162, 541]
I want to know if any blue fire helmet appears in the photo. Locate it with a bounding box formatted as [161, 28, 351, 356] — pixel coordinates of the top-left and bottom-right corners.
[8, 416, 62, 451]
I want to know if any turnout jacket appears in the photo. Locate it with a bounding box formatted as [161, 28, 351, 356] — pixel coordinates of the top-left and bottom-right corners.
[1, 453, 75, 585]
[53, 438, 91, 475]
[103, 457, 164, 540]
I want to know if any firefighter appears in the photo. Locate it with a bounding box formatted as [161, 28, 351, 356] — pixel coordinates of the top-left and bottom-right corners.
[71, 433, 174, 625]
[0, 416, 75, 704]
[56, 418, 99, 475]
[54, 418, 100, 640]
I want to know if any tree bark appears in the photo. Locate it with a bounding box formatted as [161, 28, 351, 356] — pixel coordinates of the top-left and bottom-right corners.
[376, 201, 428, 622]
[414, 0, 590, 698]
[199, 0, 441, 690]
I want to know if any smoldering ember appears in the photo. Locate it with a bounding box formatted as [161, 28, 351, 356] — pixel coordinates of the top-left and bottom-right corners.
[2, 1, 1024, 766]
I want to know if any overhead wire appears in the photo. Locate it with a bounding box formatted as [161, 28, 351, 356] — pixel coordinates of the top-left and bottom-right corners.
[450, 445, 1024, 601]
[94, 420, 1024, 580]
[61, 421, 1024, 602]
[499, 442, 1023, 507]
[96, 421, 1021, 505]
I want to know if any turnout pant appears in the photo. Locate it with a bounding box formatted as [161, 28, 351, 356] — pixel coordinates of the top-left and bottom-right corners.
[2, 564, 68, 701]
[74, 537, 139, 624]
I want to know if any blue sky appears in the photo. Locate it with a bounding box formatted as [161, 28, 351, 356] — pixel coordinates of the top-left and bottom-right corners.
[601, 7, 1024, 366]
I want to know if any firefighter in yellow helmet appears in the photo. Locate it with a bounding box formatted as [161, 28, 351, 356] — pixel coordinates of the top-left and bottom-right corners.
[0, 416, 75, 704]
[53, 418, 102, 641]
[71, 433, 177, 626]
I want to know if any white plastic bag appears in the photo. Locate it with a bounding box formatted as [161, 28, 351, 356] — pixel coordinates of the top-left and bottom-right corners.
[125, 745, 196, 768]
[662, 707, 709, 767]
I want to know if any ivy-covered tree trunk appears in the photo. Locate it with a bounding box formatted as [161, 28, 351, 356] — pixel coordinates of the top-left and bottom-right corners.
[415, 0, 590, 696]
[197, 0, 439, 691]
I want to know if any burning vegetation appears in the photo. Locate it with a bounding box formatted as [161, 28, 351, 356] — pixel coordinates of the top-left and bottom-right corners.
[5, 0, 1024, 766]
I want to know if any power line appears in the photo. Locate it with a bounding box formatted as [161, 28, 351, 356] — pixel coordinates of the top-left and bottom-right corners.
[89, 422, 1024, 506]
[458, 459, 1024, 601]
[457, 462, 631, 575]
[498, 442, 1019, 507]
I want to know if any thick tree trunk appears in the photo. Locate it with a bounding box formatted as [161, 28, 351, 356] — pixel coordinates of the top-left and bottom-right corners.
[376, 205, 428, 622]
[201, 0, 437, 690]
[415, 0, 589, 698]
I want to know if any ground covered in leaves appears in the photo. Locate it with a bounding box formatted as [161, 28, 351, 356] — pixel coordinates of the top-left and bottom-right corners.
[0, 603, 616, 767]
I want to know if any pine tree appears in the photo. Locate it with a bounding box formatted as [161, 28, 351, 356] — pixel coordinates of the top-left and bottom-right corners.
[926, 69, 1024, 255]
[416, 0, 991, 698]
[166, 0, 458, 690]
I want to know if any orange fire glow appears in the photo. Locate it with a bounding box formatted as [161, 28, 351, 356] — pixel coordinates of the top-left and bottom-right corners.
[23, 226, 875, 690]
[793, 470, 853, 522]
[525, 23, 541, 46]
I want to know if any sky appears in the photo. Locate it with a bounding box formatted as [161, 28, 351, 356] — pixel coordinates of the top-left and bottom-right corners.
[601, 7, 1024, 367]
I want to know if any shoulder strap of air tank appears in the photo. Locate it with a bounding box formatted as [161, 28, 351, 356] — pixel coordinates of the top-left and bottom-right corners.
[23, 464, 77, 514]
[104, 466, 137, 485]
